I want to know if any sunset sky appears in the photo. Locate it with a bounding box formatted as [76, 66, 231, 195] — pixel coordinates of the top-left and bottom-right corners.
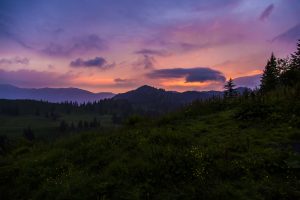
[0, 0, 299, 93]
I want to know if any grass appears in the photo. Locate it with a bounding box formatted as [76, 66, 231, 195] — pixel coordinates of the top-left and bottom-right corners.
[1, 106, 299, 199]
[0, 114, 114, 139]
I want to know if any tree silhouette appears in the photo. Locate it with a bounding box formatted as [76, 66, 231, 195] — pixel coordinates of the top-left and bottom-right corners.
[291, 39, 300, 70]
[260, 53, 279, 93]
[281, 40, 300, 86]
[224, 78, 237, 98]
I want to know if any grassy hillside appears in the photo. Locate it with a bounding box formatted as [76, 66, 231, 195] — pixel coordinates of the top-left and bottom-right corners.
[1, 87, 300, 199]
[0, 113, 113, 139]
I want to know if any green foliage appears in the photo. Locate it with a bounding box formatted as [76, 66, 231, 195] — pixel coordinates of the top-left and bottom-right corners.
[23, 126, 35, 141]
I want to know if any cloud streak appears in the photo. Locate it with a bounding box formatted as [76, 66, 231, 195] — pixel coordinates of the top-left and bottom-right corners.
[114, 78, 137, 87]
[273, 23, 300, 43]
[147, 67, 226, 83]
[0, 57, 29, 66]
[135, 49, 171, 57]
[259, 4, 274, 21]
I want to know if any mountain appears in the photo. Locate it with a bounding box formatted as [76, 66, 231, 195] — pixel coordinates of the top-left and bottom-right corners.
[0, 84, 248, 106]
[113, 85, 224, 112]
[114, 85, 250, 112]
[0, 84, 115, 103]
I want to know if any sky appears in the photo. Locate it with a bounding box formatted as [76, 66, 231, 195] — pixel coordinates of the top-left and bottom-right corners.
[0, 0, 299, 93]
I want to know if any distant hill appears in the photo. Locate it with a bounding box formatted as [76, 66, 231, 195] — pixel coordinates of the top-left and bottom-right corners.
[114, 85, 249, 112]
[0, 84, 248, 106]
[114, 85, 222, 104]
[113, 85, 225, 113]
[0, 84, 115, 103]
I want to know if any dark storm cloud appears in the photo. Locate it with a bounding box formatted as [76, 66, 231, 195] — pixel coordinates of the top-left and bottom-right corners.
[259, 4, 275, 21]
[147, 67, 226, 83]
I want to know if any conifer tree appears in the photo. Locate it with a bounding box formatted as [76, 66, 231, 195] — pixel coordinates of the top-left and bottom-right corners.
[260, 53, 279, 93]
[281, 40, 300, 85]
[224, 78, 237, 98]
[291, 39, 300, 70]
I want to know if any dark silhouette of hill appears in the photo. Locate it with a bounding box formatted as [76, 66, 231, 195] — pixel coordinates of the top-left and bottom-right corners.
[0, 84, 115, 103]
[114, 85, 247, 106]
[113, 85, 248, 113]
[0, 84, 248, 106]
[114, 85, 220, 102]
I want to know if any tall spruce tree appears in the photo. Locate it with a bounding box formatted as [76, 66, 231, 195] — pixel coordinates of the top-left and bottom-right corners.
[224, 78, 237, 98]
[282, 40, 300, 86]
[291, 40, 300, 70]
[260, 53, 279, 93]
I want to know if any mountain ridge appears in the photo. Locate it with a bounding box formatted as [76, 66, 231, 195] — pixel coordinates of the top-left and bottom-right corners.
[0, 84, 248, 104]
[0, 84, 115, 103]
[113, 85, 248, 113]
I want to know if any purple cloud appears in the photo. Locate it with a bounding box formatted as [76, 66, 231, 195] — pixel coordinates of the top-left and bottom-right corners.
[135, 49, 171, 57]
[41, 43, 68, 57]
[259, 4, 275, 21]
[0, 57, 29, 65]
[133, 55, 156, 69]
[70, 57, 114, 69]
[147, 67, 226, 83]
[114, 78, 129, 83]
[114, 78, 137, 87]
[41, 34, 107, 57]
[234, 74, 261, 89]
